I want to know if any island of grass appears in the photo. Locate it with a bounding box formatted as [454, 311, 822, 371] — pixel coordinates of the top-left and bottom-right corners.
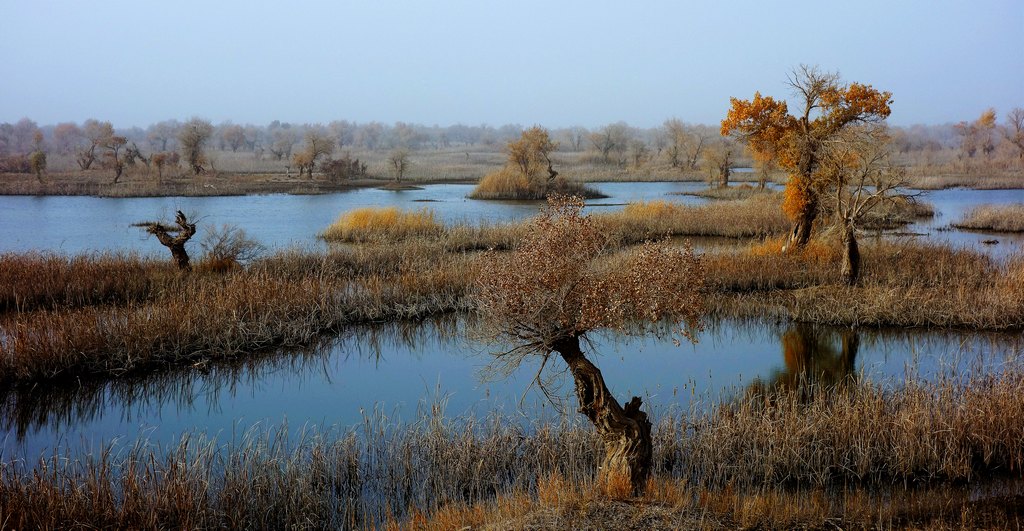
[953, 204, 1024, 232]
[468, 126, 605, 200]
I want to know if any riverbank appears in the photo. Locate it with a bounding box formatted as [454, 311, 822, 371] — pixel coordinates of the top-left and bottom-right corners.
[2, 219, 1021, 386]
[2, 365, 1022, 529]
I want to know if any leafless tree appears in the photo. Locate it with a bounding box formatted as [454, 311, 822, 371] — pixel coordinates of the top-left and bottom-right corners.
[474, 195, 704, 495]
[134, 211, 198, 271]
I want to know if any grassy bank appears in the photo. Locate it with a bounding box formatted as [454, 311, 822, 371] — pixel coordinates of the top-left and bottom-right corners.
[2, 366, 1022, 529]
[3, 199, 1023, 385]
[954, 204, 1024, 232]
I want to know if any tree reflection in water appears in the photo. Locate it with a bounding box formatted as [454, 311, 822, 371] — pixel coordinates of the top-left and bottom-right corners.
[748, 324, 860, 403]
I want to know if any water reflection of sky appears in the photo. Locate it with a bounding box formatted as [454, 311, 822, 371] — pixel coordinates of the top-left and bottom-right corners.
[2, 318, 1019, 460]
[1, 183, 1020, 256]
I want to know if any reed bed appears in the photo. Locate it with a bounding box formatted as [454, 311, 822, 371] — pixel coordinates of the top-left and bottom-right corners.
[706, 239, 1024, 328]
[675, 183, 775, 200]
[0, 246, 477, 383]
[321, 206, 443, 242]
[467, 168, 605, 200]
[3, 222, 1023, 385]
[2, 366, 1022, 529]
[0, 252, 179, 313]
[954, 204, 1024, 233]
[594, 195, 791, 242]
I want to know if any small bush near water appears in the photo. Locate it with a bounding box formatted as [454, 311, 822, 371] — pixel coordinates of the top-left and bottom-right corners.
[2, 366, 1022, 529]
[468, 167, 605, 200]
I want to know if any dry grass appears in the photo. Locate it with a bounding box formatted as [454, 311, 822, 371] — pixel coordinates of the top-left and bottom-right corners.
[674, 183, 774, 201]
[594, 195, 791, 242]
[0, 252, 179, 313]
[321, 206, 443, 242]
[910, 173, 1024, 190]
[954, 204, 1024, 233]
[0, 243, 476, 384]
[3, 366, 1023, 529]
[4, 210, 1023, 386]
[705, 239, 1024, 328]
[468, 167, 604, 200]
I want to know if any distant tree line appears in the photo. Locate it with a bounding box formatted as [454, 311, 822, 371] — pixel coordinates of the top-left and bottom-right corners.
[2, 109, 1022, 179]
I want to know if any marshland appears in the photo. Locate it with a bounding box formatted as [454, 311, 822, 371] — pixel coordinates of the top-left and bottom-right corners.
[4, 2, 1024, 528]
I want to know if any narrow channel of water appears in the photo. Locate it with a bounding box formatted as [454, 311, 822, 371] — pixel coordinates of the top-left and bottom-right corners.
[2, 317, 1020, 461]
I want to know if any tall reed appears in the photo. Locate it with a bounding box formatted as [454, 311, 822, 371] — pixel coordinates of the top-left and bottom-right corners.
[2, 366, 1022, 529]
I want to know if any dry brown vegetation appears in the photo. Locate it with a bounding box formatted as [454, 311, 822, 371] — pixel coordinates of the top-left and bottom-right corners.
[2, 366, 1022, 529]
[954, 204, 1024, 232]
[4, 196, 1023, 385]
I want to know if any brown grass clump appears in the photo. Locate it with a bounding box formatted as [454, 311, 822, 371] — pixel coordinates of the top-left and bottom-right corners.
[706, 239, 1024, 328]
[0, 252, 179, 313]
[469, 167, 604, 200]
[677, 183, 773, 201]
[954, 204, 1024, 232]
[0, 244, 476, 384]
[595, 194, 790, 243]
[321, 206, 442, 242]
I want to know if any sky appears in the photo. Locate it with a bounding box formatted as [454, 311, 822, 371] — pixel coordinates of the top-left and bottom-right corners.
[1, 0, 1021, 129]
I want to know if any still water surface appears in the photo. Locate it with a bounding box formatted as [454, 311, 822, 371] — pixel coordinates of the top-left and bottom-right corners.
[1, 182, 1023, 460]
[1, 182, 1022, 255]
[2, 318, 1020, 460]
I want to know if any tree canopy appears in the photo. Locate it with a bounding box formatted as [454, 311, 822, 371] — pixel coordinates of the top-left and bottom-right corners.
[721, 65, 892, 246]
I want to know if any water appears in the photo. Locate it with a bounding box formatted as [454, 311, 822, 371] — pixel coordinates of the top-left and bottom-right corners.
[905, 188, 1024, 253]
[1, 182, 1020, 256]
[2, 182, 1023, 460]
[2, 317, 1020, 460]
[0, 182, 709, 255]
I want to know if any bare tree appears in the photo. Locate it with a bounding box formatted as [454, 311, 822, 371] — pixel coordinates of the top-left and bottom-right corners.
[134, 211, 198, 271]
[701, 138, 736, 187]
[178, 118, 214, 175]
[76, 119, 114, 170]
[819, 126, 914, 285]
[474, 195, 704, 494]
[387, 148, 410, 182]
[102, 135, 128, 183]
[589, 122, 631, 164]
[1003, 107, 1024, 161]
[293, 129, 334, 178]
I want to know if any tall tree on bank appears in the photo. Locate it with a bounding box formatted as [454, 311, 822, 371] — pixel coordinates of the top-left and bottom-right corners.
[474, 195, 704, 495]
[721, 65, 892, 248]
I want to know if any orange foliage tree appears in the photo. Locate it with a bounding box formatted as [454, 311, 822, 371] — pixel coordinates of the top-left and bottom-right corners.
[474, 195, 704, 495]
[721, 65, 892, 248]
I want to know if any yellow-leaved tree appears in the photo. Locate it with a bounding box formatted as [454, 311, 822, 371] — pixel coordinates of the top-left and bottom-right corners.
[721, 65, 892, 248]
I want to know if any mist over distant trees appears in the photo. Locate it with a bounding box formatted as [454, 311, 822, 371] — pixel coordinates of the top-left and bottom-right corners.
[2, 110, 1022, 177]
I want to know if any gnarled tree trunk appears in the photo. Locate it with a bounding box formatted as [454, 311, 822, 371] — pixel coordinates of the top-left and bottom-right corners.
[789, 193, 818, 249]
[553, 335, 652, 495]
[144, 210, 197, 271]
[841, 223, 860, 286]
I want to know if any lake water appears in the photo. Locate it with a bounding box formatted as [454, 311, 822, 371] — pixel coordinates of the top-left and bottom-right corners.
[1, 182, 1022, 256]
[2, 317, 1021, 460]
[2, 182, 1023, 460]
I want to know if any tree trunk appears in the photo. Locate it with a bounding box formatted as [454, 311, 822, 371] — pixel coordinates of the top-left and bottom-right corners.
[553, 335, 652, 495]
[788, 194, 818, 249]
[147, 211, 197, 271]
[841, 223, 860, 286]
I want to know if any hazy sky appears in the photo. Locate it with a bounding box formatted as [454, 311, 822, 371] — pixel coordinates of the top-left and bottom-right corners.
[1, 0, 1021, 128]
